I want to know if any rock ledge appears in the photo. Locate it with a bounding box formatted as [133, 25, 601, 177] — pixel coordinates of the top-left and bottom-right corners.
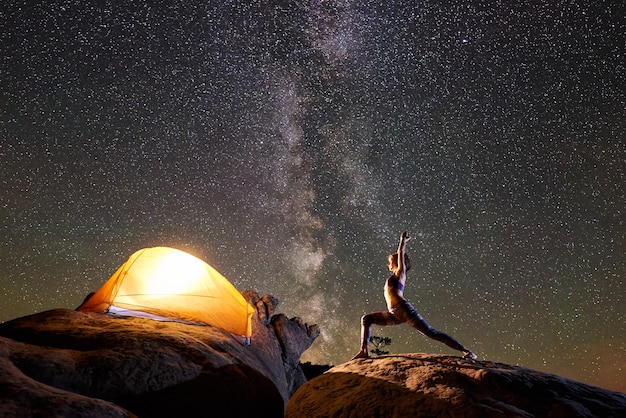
[0, 291, 318, 417]
[286, 353, 626, 418]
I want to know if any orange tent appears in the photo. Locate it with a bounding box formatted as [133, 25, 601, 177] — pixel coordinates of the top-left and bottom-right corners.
[79, 247, 253, 338]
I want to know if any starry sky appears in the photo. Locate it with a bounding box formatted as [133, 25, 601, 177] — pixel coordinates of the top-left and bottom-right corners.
[1, 0, 624, 392]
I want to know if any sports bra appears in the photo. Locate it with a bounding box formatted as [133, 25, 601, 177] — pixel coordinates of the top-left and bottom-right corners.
[385, 274, 404, 292]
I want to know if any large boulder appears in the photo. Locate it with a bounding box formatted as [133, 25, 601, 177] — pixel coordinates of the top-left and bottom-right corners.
[0, 291, 318, 418]
[286, 353, 626, 418]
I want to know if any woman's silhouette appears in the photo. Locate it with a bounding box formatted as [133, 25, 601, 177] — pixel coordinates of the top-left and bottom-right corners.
[353, 230, 477, 360]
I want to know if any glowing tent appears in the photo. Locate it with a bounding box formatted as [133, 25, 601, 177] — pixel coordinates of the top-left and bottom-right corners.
[79, 247, 254, 338]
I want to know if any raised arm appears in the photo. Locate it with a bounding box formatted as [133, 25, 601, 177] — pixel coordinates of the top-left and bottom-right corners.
[395, 230, 411, 276]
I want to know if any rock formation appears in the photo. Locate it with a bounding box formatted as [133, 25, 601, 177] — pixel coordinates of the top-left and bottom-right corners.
[286, 353, 626, 418]
[0, 291, 319, 418]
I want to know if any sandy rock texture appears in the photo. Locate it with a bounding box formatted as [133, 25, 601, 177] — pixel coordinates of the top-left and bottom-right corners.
[0, 291, 318, 418]
[286, 353, 626, 418]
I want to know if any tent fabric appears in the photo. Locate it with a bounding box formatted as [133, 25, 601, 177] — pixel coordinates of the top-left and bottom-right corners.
[79, 247, 254, 338]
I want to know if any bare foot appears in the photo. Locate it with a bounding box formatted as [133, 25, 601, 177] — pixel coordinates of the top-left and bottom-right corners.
[351, 350, 370, 360]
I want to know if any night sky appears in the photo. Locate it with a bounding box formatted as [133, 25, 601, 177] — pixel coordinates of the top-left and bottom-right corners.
[2, 1, 624, 392]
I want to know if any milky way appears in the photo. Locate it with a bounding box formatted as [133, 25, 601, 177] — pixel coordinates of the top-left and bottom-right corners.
[2, 0, 624, 392]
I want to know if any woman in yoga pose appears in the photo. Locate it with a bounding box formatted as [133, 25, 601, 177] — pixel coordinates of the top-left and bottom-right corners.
[353, 230, 477, 360]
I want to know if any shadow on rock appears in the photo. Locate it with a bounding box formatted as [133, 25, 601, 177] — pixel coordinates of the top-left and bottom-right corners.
[120, 363, 283, 418]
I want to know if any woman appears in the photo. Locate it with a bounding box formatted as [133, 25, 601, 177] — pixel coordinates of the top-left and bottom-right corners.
[352, 230, 477, 360]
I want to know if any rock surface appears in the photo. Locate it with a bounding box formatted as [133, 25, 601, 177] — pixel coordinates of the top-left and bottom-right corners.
[0, 291, 319, 418]
[286, 353, 626, 418]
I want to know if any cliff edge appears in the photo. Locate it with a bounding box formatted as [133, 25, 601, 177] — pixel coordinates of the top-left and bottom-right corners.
[0, 291, 318, 418]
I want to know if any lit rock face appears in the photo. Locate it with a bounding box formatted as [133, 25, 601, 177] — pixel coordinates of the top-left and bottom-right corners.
[286, 353, 626, 418]
[0, 291, 319, 418]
